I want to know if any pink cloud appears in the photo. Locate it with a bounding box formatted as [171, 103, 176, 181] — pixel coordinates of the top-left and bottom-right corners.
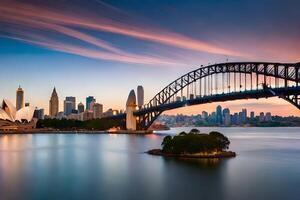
[0, 0, 246, 57]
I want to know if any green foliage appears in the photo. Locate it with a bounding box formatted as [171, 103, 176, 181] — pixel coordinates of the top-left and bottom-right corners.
[161, 129, 230, 154]
[190, 128, 200, 134]
[36, 118, 125, 130]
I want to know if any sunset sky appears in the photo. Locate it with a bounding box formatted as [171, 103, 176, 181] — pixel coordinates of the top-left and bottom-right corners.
[0, 0, 299, 116]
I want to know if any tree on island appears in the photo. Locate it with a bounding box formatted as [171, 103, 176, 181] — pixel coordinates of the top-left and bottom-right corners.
[161, 129, 230, 154]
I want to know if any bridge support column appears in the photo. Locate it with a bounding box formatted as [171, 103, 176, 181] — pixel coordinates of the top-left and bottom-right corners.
[126, 90, 137, 130]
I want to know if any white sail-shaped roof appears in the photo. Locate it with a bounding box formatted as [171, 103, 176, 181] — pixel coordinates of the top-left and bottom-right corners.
[0, 99, 35, 123]
[15, 106, 35, 122]
[0, 108, 12, 121]
[2, 99, 16, 121]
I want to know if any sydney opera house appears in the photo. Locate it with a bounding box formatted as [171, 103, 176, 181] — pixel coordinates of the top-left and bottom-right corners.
[0, 99, 36, 132]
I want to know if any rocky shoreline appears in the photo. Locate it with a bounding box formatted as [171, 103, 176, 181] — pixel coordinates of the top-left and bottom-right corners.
[147, 149, 236, 158]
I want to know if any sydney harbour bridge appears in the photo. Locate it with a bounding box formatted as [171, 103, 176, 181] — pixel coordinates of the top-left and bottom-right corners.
[108, 62, 300, 130]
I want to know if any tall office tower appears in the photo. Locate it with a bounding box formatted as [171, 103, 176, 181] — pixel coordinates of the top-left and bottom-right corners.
[86, 96, 95, 111]
[93, 103, 103, 119]
[16, 85, 24, 110]
[137, 85, 144, 109]
[216, 105, 223, 124]
[64, 96, 76, 116]
[49, 87, 59, 117]
[250, 111, 255, 119]
[223, 108, 231, 126]
[78, 102, 84, 113]
[232, 113, 239, 125]
[238, 112, 243, 124]
[241, 108, 247, 123]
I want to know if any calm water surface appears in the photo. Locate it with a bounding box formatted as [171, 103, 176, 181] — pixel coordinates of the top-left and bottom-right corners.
[0, 127, 300, 200]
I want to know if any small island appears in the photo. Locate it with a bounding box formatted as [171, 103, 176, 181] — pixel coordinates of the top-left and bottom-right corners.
[148, 129, 236, 158]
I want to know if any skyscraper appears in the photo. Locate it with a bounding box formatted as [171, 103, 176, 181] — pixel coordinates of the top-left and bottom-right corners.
[216, 105, 223, 124]
[223, 108, 231, 126]
[49, 87, 59, 117]
[16, 85, 24, 110]
[78, 102, 84, 113]
[241, 108, 247, 123]
[64, 96, 76, 116]
[93, 103, 103, 119]
[86, 96, 95, 111]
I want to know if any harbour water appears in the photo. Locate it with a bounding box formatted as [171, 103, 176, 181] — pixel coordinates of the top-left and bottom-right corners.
[0, 127, 300, 200]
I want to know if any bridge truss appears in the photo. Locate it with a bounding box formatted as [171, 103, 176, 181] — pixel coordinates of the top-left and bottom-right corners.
[135, 62, 300, 130]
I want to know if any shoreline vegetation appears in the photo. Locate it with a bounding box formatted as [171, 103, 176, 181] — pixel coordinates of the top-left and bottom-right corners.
[147, 129, 236, 159]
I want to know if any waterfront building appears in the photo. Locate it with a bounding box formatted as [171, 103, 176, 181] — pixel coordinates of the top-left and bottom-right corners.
[79, 110, 94, 121]
[78, 102, 84, 113]
[33, 108, 44, 120]
[66, 113, 80, 120]
[201, 111, 208, 120]
[210, 112, 216, 123]
[16, 85, 24, 111]
[93, 103, 103, 119]
[259, 112, 265, 122]
[0, 99, 36, 131]
[56, 112, 65, 120]
[265, 112, 272, 121]
[250, 111, 255, 119]
[104, 108, 114, 117]
[86, 96, 95, 111]
[49, 87, 59, 117]
[137, 85, 144, 109]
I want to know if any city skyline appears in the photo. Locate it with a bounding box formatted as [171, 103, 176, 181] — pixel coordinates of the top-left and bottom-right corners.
[0, 0, 300, 116]
[1, 85, 300, 117]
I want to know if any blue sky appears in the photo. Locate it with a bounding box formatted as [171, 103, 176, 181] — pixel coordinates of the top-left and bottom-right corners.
[0, 0, 299, 116]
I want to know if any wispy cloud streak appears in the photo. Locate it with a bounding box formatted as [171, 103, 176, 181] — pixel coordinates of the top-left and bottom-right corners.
[0, 2, 184, 65]
[4, 34, 179, 65]
[0, 0, 245, 59]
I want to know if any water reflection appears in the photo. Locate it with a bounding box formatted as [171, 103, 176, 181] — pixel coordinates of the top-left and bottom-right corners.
[0, 128, 299, 200]
[162, 157, 227, 169]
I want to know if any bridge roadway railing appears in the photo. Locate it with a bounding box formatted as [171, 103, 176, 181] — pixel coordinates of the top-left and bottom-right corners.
[135, 86, 300, 116]
[107, 86, 300, 121]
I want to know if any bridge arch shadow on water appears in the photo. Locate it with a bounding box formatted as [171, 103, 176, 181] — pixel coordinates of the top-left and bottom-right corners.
[111, 62, 300, 130]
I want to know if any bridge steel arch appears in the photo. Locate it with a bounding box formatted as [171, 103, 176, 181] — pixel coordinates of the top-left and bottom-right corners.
[135, 62, 300, 130]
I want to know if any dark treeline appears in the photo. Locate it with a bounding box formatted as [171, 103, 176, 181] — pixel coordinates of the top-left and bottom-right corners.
[36, 118, 125, 130]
